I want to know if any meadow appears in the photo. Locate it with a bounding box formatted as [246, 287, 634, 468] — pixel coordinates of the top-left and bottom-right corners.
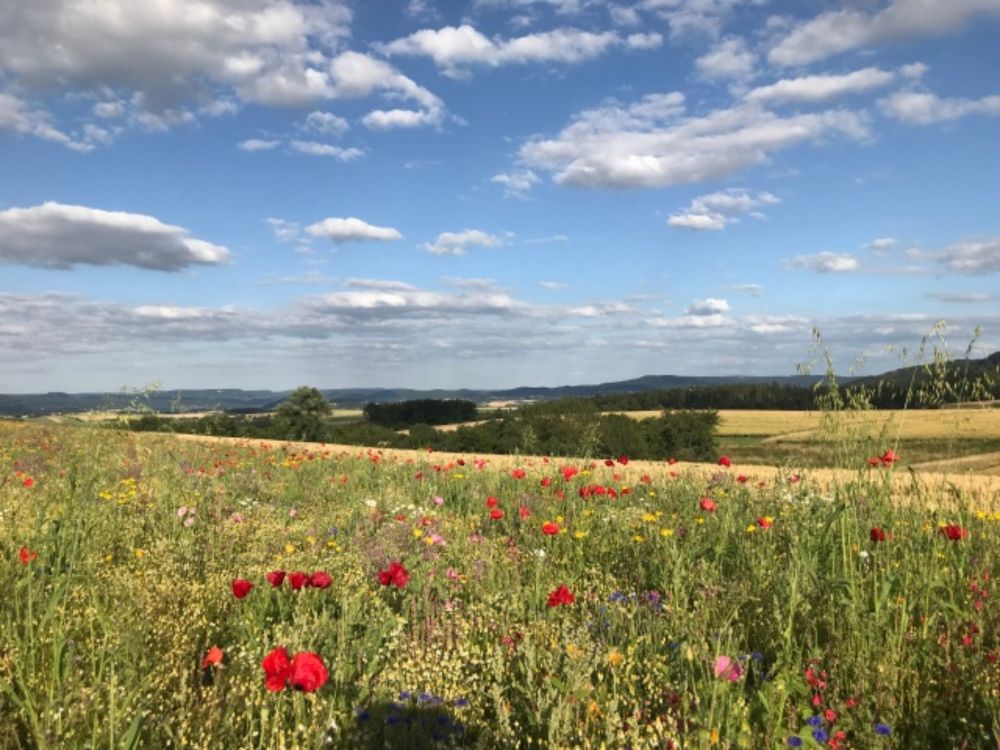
[2, 420, 999, 749]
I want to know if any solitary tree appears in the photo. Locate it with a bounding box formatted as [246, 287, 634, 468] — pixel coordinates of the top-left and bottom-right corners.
[274, 386, 331, 442]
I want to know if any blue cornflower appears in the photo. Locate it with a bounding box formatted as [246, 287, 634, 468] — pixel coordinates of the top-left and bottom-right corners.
[807, 715, 824, 727]
[875, 722, 892, 736]
[453, 697, 470, 707]
[609, 591, 627, 604]
[398, 691, 412, 701]
[787, 736, 803, 748]
[751, 651, 765, 662]
[812, 728, 829, 743]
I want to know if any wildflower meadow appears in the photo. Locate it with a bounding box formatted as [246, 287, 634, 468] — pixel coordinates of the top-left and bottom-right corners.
[2, 421, 999, 748]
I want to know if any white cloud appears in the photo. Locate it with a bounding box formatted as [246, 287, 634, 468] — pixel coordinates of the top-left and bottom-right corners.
[289, 140, 364, 160]
[520, 92, 870, 188]
[878, 89, 1000, 125]
[303, 111, 349, 137]
[540, 280, 568, 289]
[0, 202, 229, 270]
[266, 218, 302, 243]
[306, 217, 403, 244]
[769, 0, 1000, 67]
[421, 229, 504, 255]
[380, 25, 660, 77]
[93, 100, 126, 118]
[1, 0, 352, 106]
[928, 292, 992, 303]
[361, 107, 444, 130]
[238, 138, 281, 151]
[934, 238, 1000, 274]
[787, 252, 860, 273]
[730, 283, 762, 296]
[492, 169, 540, 198]
[442, 276, 499, 290]
[669, 188, 779, 230]
[695, 37, 756, 80]
[0, 91, 92, 151]
[745, 67, 897, 105]
[639, 0, 758, 38]
[343, 278, 418, 291]
[869, 237, 898, 252]
[686, 297, 731, 315]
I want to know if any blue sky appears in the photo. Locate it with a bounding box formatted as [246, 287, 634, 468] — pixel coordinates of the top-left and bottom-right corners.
[1, 0, 999, 392]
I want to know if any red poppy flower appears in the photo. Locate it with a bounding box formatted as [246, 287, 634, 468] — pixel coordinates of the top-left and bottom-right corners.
[699, 497, 717, 512]
[561, 466, 579, 481]
[870, 527, 887, 543]
[232, 578, 254, 599]
[378, 561, 409, 588]
[486, 496, 499, 508]
[289, 571, 309, 590]
[737, 475, 748, 484]
[604, 459, 615, 467]
[541, 522, 560, 535]
[880, 449, 900, 466]
[518, 505, 531, 518]
[201, 645, 223, 669]
[668, 457, 677, 465]
[866, 457, 880, 467]
[22, 477, 34, 488]
[511, 469, 526, 479]
[756, 516, 773, 529]
[940, 525, 969, 541]
[19, 546, 37, 565]
[266, 570, 286, 588]
[262, 646, 292, 691]
[547, 584, 575, 607]
[617, 455, 629, 466]
[309, 571, 333, 589]
[489, 508, 504, 520]
[718, 456, 731, 468]
[290, 651, 328, 692]
[540, 476, 552, 487]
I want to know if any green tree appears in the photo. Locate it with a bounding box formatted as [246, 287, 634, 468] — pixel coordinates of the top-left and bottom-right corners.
[274, 386, 332, 442]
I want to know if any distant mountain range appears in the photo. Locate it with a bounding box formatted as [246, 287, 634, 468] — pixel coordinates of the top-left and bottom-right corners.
[2, 351, 997, 416]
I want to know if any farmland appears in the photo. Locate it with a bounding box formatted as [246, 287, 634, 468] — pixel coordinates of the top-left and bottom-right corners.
[2, 419, 999, 748]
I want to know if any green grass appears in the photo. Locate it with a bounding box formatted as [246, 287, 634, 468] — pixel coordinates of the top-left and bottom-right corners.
[2, 421, 999, 749]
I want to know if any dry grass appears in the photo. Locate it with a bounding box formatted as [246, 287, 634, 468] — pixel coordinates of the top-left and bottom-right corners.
[609, 409, 1000, 440]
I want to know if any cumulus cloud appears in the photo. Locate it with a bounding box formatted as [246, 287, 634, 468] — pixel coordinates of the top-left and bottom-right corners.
[302, 111, 349, 137]
[266, 218, 302, 243]
[695, 37, 756, 80]
[306, 217, 403, 244]
[669, 188, 779, 230]
[421, 229, 505, 255]
[686, 297, 731, 315]
[730, 283, 762, 296]
[0, 91, 93, 151]
[238, 138, 281, 151]
[361, 107, 444, 130]
[1, 0, 351, 108]
[927, 291, 993, 304]
[380, 24, 660, 77]
[0, 202, 229, 271]
[745, 67, 897, 105]
[519, 91, 870, 188]
[492, 169, 540, 198]
[769, 0, 1000, 67]
[0, 6, 452, 143]
[878, 89, 1000, 125]
[787, 252, 860, 273]
[289, 140, 364, 159]
[869, 237, 898, 252]
[933, 238, 1000, 274]
[343, 278, 418, 291]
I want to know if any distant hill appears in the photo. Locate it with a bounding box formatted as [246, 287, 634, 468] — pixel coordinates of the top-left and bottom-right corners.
[1, 374, 826, 417]
[1, 353, 996, 417]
